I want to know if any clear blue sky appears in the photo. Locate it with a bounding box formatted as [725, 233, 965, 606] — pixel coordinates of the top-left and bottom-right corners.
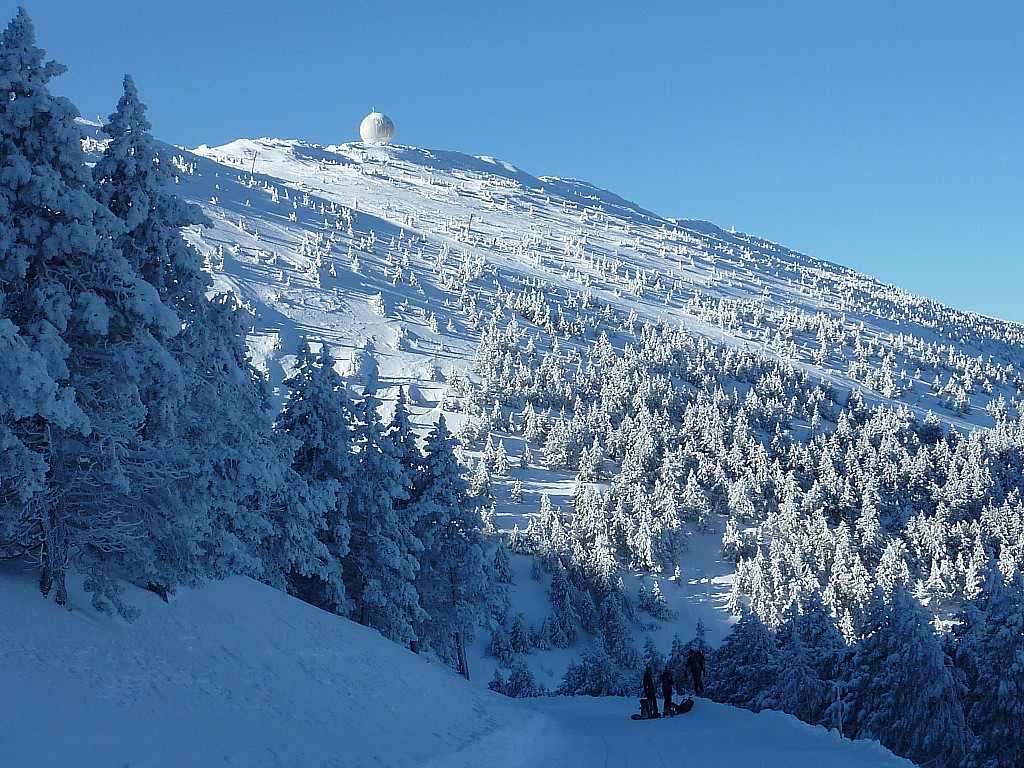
[13, 1, 1024, 324]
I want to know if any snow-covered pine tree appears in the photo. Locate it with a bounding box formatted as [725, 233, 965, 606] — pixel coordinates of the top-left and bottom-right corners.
[80, 73, 220, 605]
[557, 642, 631, 697]
[274, 342, 353, 612]
[413, 416, 489, 676]
[958, 570, 1024, 768]
[0, 12, 180, 614]
[545, 565, 580, 648]
[841, 587, 966, 768]
[0, 15, 85, 557]
[705, 609, 779, 710]
[596, 590, 641, 669]
[181, 294, 332, 594]
[345, 388, 424, 647]
[757, 603, 835, 726]
[492, 543, 515, 584]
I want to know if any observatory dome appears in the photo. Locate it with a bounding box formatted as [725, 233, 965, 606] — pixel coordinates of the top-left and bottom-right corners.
[359, 110, 395, 145]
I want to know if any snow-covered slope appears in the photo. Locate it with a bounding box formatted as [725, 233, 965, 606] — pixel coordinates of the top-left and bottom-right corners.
[0, 557, 911, 768]
[155, 130, 1024, 672]
[168, 135, 1023, 424]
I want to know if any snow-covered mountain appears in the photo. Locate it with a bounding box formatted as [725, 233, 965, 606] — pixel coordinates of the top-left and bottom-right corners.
[167, 134, 1023, 426]
[45, 124, 1024, 768]
[160, 127, 1024, 665]
[6, 6, 1018, 762]
[157, 135, 1018, 480]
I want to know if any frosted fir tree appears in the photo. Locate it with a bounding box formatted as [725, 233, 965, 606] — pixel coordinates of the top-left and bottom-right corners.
[958, 570, 1024, 768]
[841, 588, 966, 768]
[180, 294, 331, 594]
[508, 478, 524, 504]
[597, 591, 641, 669]
[492, 543, 515, 584]
[385, 387, 427, 561]
[92, 75, 210, 316]
[274, 342, 353, 612]
[705, 610, 780, 710]
[489, 658, 547, 698]
[557, 643, 632, 697]
[757, 605, 835, 726]
[0, 11, 178, 613]
[79, 73, 221, 606]
[387, 388, 424, 495]
[0, 9, 88, 595]
[345, 389, 424, 647]
[0, 16, 80, 556]
[492, 439, 511, 475]
[545, 566, 580, 648]
[413, 416, 490, 676]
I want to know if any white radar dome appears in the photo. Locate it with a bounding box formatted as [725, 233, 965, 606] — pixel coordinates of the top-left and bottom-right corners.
[359, 109, 395, 144]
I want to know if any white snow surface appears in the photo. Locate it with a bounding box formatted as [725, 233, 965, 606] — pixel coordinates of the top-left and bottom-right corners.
[1, 557, 911, 768]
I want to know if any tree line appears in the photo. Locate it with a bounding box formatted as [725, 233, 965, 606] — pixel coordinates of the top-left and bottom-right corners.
[0, 9, 494, 673]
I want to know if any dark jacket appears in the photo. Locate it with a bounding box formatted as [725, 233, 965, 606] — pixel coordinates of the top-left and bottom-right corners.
[642, 666, 656, 699]
[660, 669, 674, 698]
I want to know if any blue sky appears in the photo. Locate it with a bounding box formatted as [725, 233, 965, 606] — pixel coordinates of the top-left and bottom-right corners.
[13, 1, 1024, 324]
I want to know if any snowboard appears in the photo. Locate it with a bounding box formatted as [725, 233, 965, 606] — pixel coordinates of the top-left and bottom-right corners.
[631, 698, 694, 719]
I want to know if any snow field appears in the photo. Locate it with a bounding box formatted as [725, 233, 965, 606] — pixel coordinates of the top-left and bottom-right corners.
[1, 558, 911, 768]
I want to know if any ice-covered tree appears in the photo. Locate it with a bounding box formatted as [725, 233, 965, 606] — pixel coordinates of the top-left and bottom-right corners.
[558, 643, 632, 697]
[274, 342, 353, 612]
[489, 658, 547, 698]
[413, 416, 489, 676]
[0, 12, 183, 614]
[75, 73, 224, 607]
[959, 571, 1024, 768]
[842, 588, 966, 768]
[345, 389, 424, 647]
[706, 610, 779, 710]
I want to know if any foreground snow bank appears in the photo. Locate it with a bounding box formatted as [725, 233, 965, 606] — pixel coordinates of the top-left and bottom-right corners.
[0, 560, 910, 768]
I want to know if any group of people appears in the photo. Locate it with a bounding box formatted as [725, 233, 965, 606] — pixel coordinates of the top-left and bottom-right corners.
[640, 648, 705, 719]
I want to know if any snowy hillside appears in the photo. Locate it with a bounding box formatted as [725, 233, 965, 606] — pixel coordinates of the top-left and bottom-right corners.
[169, 134, 1024, 426]
[0, 557, 912, 768]
[156, 130, 1024, 642]
[156, 129, 1024, 709]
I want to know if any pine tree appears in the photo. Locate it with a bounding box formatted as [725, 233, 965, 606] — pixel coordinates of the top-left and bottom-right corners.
[0, 13, 183, 614]
[274, 342, 353, 612]
[842, 588, 966, 768]
[959, 571, 1024, 768]
[705, 610, 779, 710]
[489, 658, 547, 697]
[0, 10, 83, 556]
[80, 73, 218, 606]
[413, 416, 489, 676]
[546, 566, 580, 648]
[345, 389, 424, 646]
[492, 543, 515, 584]
[557, 643, 631, 697]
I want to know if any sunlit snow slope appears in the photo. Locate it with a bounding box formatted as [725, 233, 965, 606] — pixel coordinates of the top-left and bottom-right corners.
[170, 136, 1024, 428]
[0, 558, 912, 768]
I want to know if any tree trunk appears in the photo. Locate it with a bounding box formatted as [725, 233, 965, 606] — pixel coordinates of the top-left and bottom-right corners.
[455, 630, 470, 681]
[40, 507, 68, 605]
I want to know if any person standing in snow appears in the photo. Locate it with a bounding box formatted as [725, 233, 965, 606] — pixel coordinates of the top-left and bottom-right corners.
[660, 667, 675, 715]
[642, 665, 659, 717]
[685, 648, 706, 697]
